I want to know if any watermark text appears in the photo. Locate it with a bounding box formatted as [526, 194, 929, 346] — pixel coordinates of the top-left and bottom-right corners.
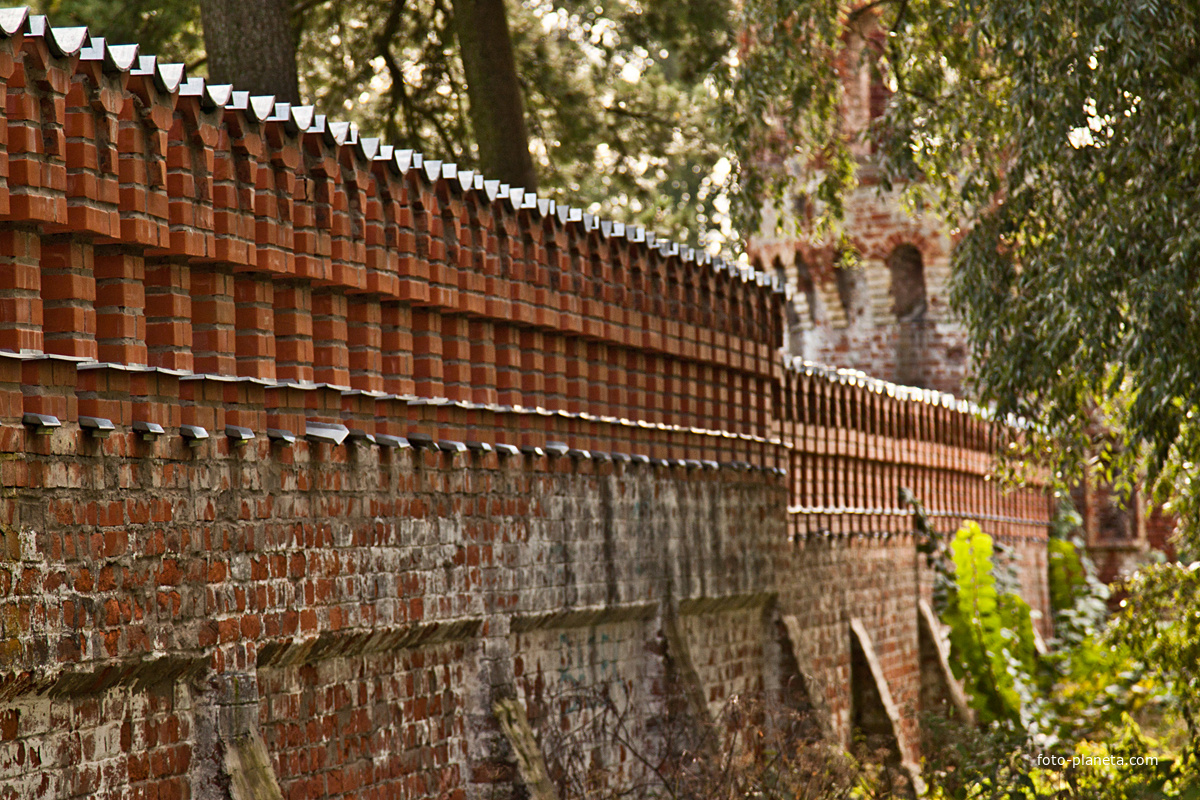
[1036, 753, 1158, 768]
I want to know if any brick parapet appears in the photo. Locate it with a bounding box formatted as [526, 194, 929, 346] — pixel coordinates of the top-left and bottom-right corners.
[0, 5, 1049, 532]
[0, 10, 1041, 508]
[777, 361, 1051, 543]
[0, 13, 785, 455]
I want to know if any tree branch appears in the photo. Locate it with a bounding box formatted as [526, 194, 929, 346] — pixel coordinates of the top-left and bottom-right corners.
[847, 0, 900, 26]
[605, 103, 678, 129]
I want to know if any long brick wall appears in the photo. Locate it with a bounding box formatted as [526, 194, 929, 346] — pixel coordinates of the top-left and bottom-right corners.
[0, 11, 784, 468]
[0, 9, 1052, 800]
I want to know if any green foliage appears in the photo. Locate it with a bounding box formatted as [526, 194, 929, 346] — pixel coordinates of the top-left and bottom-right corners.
[1036, 500, 1153, 744]
[973, 510, 1157, 756]
[1047, 502, 1110, 644]
[509, 0, 732, 247]
[940, 521, 1039, 727]
[1052, 730, 1200, 800]
[931, 3, 1200, 530]
[1047, 538, 1084, 615]
[923, 515, 1194, 798]
[715, 0, 856, 247]
[33, 0, 204, 64]
[732, 0, 1200, 544]
[924, 714, 1200, 800]
[935, 517, 1158, 745]
[1109, 562, 1200, 751]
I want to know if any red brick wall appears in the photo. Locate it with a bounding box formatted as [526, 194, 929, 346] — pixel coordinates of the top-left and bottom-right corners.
[0, 11, 1052, 799]
[0, 414, 795, 799]
[257, 644, 471, 798]
[783, 537, 924, 750]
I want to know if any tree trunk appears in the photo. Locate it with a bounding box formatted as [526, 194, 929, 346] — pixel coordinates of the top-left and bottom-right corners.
[451, 0, 538, 191]
[200, 0, 301, 104]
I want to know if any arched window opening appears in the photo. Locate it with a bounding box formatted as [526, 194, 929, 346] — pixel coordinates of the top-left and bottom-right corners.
[773, 256, 804, 356]
[889, 243, 928, 387]
[834, 261, 867, 328]
[887, 244, 926, 321]
[794, 257, 817, 324]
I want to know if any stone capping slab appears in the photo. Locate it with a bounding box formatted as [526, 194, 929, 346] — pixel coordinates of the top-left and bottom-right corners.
[375, 433, 408, 449]
[180, 424, 209, 443]
[255, 618, 483, 669]
[0, 654, 209, 701]
[78, 415, 115, 437]
[508, 602, 658, 634]
[676, 592, 777, 616]
[406, 432, 435, 449]
[304, 421, 350, 446]
[22, 412, 61, 433]
[266, 428, 297, 444]
[132, 420, 165, 438]
[225, 424, 256, 442]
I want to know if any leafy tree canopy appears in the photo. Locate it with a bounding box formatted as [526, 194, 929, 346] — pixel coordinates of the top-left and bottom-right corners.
[741, 0, 1200, 547]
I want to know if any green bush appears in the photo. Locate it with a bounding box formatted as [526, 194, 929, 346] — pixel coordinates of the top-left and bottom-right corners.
[923, 510, 1197, 799]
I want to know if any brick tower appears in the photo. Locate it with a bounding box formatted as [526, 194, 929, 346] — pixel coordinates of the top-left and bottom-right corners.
[747, 16, 968, 395]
